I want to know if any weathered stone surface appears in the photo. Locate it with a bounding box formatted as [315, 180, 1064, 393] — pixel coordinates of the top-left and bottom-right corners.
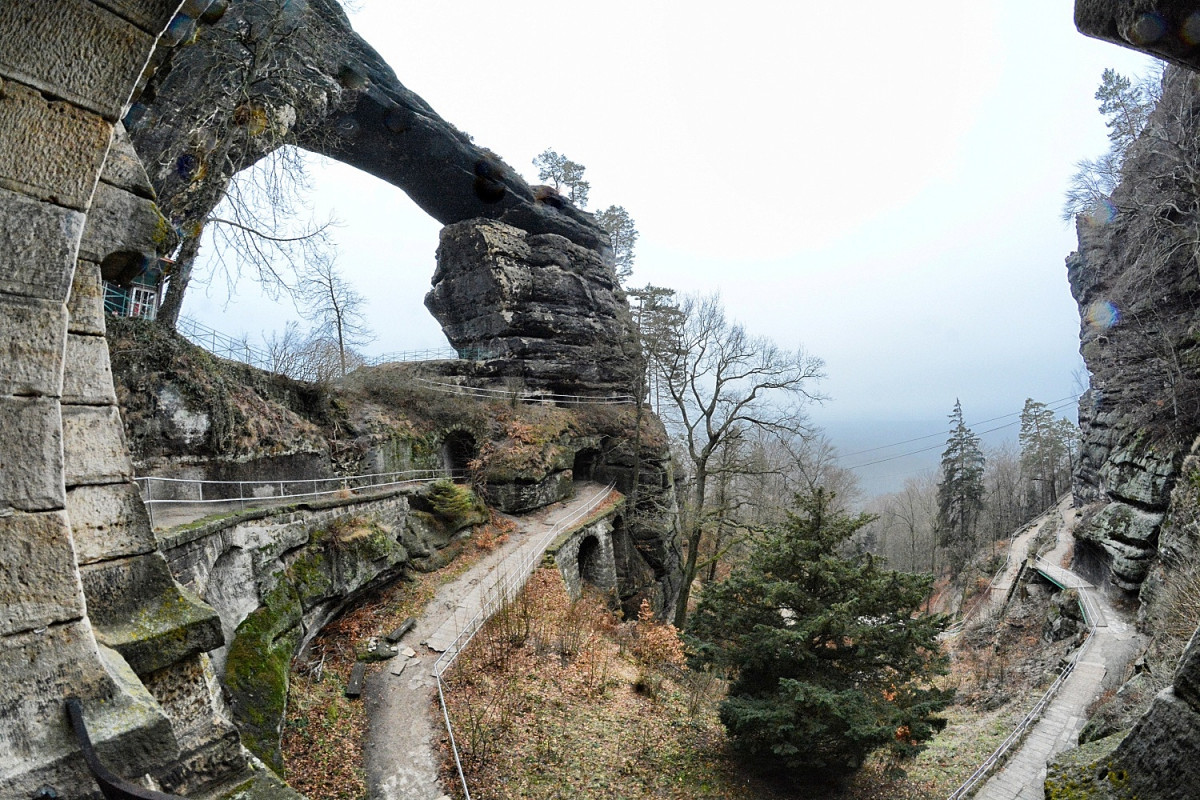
[142, 654, 246, 795]
[0, 0, 155, 121]
[79, 178, 169, 263]
[549, 515, 620, 601]
[101, 123, 156, 198]
[67, 259, 107, 335]
[0, 396, 64, 512]
[0, 78, 111, 209]
[0, 624, 177, 799]
[1076, 1, 1200, 73]
[62, 403, 134, 486]
[92, 0, 189, 39]
[0, 294, 66, 398]
[62, 333, 118, 405]
[486, 471, 575, 515]
[66, 481, 157, 564]
[0, 184, 84, 302]
[0, 511, 84, 636]
[1174, 627, 1200, 713]
[1075, 502, 1165, 588]
[129, 0, 610, 253]
[426, 219, 639, 395]
[80, 552, 223, 675]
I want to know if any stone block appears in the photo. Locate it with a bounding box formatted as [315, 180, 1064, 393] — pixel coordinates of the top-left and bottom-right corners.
[0, 396, 64, 512]
[0, 623, 176, 797]
[66, 481, 156, 564]
[61, 403, 133, 486]
[0, 185, 85, 302]
[0, 510, 85, 636]
[0, 1, 155, 121]
[92, 0, 188, 38]
[81, 552, 224, 675]
[101, 123, 155, 198]
[0, 294, 66, 397]
[67, 259, 106, 335]
[0, 79, 111, 210]
[62, 333, 118, 405]
[79, 179, 169, 263]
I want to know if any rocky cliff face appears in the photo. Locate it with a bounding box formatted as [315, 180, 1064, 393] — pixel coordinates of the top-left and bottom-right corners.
[425, 219, 641, 396]
[1068, 65, 1200, 593]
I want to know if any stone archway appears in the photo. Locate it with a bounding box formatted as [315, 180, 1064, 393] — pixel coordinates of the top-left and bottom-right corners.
[441, 429, 478, 475]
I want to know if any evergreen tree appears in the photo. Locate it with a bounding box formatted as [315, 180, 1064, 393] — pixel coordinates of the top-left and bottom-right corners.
[595, 204, 638, 282]
[688, 488, 951, 781]
[1018, 398, 1078, 514]
[937, 400, 985, 573]
[532, 148, 590, 207]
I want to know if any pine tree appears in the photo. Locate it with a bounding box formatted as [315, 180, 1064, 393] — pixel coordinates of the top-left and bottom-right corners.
[937, 400, 985, 573]
[688, 488, 951, 781]
[1018, 398, 1077, 514]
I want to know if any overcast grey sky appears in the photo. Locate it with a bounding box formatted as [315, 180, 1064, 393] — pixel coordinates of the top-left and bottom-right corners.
[185, 1, 1157, 492]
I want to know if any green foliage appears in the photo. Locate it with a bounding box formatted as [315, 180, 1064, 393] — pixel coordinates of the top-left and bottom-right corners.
[1019, 398, 1078, 513]
[595, 204, 638, 281]
[687, 488, 952, 782]
[532, 148, 590, 207]
[938, 399, 986, 574]
[426, 479, 486, 532]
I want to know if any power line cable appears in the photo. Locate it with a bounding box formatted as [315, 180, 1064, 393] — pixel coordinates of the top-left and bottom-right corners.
[841, 396, 1079, 472]
[836, 394, 1080, 460]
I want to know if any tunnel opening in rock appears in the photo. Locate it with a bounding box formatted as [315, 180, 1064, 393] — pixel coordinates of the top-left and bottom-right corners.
[441, 430, 478, 475]
[578, 534, 603, 588]
[573, 447, 601, 481]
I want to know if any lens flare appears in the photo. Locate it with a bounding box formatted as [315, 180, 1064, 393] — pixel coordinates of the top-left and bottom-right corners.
[1086, 300, 1120, 329]
[1087, 198, 1118, 225]
[1130, 13, 1167, 45]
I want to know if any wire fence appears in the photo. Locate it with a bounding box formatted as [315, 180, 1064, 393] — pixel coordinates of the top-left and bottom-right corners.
[432, 482, 617, 800]
[136, 468, 462, 528]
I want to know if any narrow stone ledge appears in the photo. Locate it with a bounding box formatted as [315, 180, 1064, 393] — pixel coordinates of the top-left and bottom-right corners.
[81, 552, 224, 675]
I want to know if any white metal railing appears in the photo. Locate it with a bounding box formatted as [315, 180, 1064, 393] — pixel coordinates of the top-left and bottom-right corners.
[433, 482, 617, 800]
[411, 377, 635, 406]
[945, 563, 1101, 799]
[136, 468, 462, 528]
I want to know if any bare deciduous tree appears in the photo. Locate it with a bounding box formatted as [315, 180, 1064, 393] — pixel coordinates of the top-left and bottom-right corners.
[652, 293, 825, 627]
[296, 255, 372, 379]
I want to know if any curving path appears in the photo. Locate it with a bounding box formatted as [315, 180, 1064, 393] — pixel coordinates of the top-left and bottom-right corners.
[361, 482, 611, 800]
[969, 504, 1144, 800]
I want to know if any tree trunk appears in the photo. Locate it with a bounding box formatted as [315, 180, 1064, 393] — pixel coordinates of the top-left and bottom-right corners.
[157, 230, 203, 329]
[673, 467, 706, 629]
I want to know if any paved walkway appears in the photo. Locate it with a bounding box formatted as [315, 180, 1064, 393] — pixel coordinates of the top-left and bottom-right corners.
[361, 482, 611, 800]
[971, 505, 1143, 800]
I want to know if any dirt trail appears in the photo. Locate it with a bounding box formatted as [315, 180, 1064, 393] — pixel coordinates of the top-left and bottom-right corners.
[361, 482, 610, 800]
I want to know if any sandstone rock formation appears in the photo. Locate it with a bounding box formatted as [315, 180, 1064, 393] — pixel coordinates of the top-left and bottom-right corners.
[426, 219, 641, 396]
[1076, 1, 1200, 73]
[1067, 65, 1200, 592]
[128, 0, 610, 254]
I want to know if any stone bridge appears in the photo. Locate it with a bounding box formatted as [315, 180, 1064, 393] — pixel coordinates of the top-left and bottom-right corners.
[545, 507, 623, 602]
[0, 1, 641, 796]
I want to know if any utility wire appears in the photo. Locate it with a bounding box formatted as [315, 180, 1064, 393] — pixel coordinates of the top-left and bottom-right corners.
[841, 395, 1080, 472]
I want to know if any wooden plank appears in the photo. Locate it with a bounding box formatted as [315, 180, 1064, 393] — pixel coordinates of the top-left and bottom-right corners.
[384, 616, 416, 644]
[345, 662, 368, 698]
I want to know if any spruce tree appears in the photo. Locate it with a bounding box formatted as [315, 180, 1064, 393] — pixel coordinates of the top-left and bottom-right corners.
[688, 488, 951, 782]
[937, 400, 986, 573]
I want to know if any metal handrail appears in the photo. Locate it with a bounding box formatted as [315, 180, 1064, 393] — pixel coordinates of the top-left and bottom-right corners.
[945, 563, 1101, 799]
[433, 482, 617, 800]
[411, 377, 635, 406]
[135, 469, 464, 528]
